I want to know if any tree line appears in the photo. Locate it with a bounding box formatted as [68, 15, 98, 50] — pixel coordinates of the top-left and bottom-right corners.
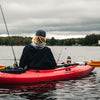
[0, 34, 100, 46]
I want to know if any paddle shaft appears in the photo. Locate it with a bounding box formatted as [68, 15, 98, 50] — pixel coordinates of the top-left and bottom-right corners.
[0, 4, 18, 66]
[57, 61, 100, 68]
[57, 63, 79, 68]
[0, 61, 99, 71]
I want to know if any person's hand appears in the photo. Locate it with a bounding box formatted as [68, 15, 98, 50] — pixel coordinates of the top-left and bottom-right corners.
[13, 62, 18, 67]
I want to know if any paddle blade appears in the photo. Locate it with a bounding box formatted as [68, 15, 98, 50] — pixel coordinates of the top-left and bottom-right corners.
[87, 61, 100, 67]
[0, 66, 6, 70]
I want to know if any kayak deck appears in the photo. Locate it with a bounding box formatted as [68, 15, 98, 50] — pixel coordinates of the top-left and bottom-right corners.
[0, 65, 94, 84]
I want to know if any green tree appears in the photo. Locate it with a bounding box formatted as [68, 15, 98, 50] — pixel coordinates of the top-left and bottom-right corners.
[85, 34, 98, 45]
[49, 37, 56, 45]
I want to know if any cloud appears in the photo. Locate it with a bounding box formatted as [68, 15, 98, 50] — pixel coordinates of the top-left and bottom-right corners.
[0, 0, 100, 39]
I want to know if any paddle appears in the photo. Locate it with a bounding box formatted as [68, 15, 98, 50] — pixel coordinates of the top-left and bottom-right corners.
[57, 61, 100, 68]
[0, 66, 6, 71]
[0, 61, 100, 71]
[87, 61, 100, 67]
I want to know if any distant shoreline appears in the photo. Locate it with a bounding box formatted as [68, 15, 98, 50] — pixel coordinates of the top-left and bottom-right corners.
[0, 34, 100, 46]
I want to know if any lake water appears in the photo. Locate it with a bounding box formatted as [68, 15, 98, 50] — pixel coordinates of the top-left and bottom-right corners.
[0, 46, 100, 100]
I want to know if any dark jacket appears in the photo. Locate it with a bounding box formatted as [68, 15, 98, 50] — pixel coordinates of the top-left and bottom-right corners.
[19, 44, 56, 70]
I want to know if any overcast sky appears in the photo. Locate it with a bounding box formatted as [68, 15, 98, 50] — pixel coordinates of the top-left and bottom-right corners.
[0, 0, 100, 39]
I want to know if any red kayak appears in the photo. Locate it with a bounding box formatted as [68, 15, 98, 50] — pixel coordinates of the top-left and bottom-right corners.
[0, 65, 94, 84]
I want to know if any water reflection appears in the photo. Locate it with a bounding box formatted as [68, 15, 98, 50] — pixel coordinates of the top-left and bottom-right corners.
[52, 71, 100, 100]
[0, 81, 57, 99]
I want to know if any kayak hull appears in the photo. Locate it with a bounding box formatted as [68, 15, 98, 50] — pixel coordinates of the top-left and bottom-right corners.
[0, 65, 94, 84]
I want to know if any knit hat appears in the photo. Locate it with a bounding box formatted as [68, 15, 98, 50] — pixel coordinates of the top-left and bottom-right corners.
[36, 30, 46, 37]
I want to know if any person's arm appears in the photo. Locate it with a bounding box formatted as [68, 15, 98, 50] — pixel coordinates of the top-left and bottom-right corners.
[19, 46, 28, 68]
[47, 48, 57, 69]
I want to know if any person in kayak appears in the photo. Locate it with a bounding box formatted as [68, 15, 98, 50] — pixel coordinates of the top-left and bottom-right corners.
[19, 30, 56, 70]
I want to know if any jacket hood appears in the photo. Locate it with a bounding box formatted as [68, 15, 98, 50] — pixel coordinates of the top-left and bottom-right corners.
[31, 42, 45, 49]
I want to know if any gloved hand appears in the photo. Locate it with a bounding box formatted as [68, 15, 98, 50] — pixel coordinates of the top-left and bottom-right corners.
[13, 62, 18, 67]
